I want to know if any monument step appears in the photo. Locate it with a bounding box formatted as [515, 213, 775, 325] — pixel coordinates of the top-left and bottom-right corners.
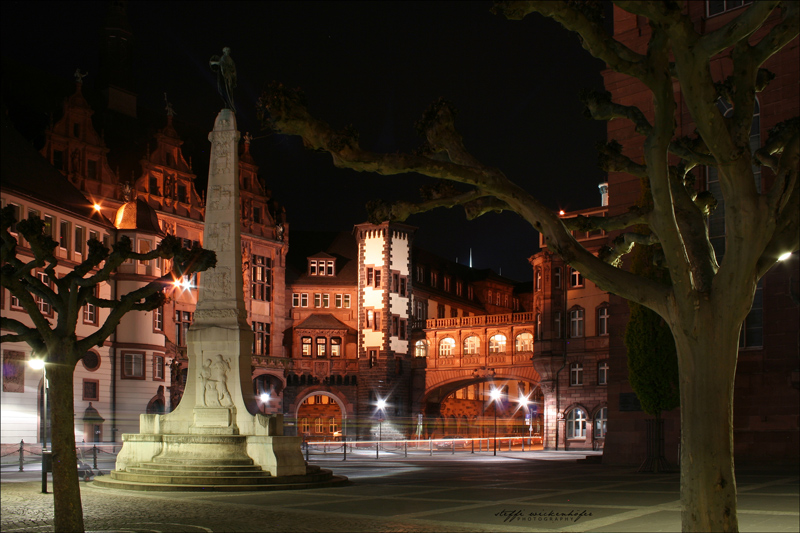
[111, 471, 273, 485]
[137, 462, 263, 472]
[92, 472, 349, 492]
[151, 457, 255, 466]
[129, 467, 268, 477]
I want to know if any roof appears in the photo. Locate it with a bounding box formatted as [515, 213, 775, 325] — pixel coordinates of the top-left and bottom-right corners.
[295, 313, 355, 333]
[286, 230, 358, 286]
[114, 198, 163, 234]
[0, 107, 114, 227]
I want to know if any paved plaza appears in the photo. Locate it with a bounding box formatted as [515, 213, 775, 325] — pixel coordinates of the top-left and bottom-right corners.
[2, 450, 798, 532]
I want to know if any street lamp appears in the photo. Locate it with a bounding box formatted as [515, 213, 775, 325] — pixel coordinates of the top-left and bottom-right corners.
[490, 388, 502, 456]
[517, 393, 531, 450]
[260, 392, 270, 415]
[376, 398, 387, 459]
[28, 357, 47, 493]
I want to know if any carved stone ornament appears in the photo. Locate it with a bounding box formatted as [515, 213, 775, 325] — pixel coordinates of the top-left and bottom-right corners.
[200, 354, 234, 407]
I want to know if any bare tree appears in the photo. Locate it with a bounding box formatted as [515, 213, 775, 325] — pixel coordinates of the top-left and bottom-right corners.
[258, 3, 799, 531]
[0, 207, 215, 533]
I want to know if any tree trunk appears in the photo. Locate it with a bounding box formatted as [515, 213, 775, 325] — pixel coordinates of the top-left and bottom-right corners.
[675, 320, 739, 533]
[47, 360, 85, 533]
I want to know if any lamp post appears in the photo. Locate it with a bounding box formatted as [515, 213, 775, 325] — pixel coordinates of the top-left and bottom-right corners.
[517, 393, 530, 450]
[490, 388, 501, 456]
[376, 398, 387, 459]
[28, 357, 47, 493]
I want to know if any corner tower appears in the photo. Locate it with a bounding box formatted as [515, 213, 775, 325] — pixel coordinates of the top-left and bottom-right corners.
[354, 222, 415, 439]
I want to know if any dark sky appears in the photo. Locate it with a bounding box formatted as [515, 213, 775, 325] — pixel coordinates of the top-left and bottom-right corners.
[2, 1, 608, 281]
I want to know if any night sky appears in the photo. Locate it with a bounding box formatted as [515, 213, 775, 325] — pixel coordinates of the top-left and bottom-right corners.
[2, 1, 608, 281]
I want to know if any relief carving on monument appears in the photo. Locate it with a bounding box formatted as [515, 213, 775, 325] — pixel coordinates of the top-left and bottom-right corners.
[204, 267, 231, 296]
[200, 354, 234, 407]
[209, 185, 233, 210]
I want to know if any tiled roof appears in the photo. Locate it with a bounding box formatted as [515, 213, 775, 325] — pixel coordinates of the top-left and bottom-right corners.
[295, 313, 354, 332]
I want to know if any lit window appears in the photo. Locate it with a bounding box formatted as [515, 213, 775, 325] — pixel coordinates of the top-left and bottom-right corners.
[570, 309, 584, 338]
[153, 306, 163, 331]
[597, 307, 609, 336]
[335, 294, 343, 308]
[439, 338, 455, 358]
[567, 408, 586, 438]
[83, 287, 98, 324]
[463, 336, 480, 355]
[252, 322, 270, 356]
[415, 340, 427, 358]
[326, 260, 334, 276]
[301, 417, 309, 433]
[35, 272, 51, 315]
[315, 417, 324, 433]
[252, 256, 272, 301]
[316, 337, 327, 357]
[344, 294, 351, 308]
[489, 334, 507, 354]
[309, 259, 318, 276]
[515, 332, 533, 352]
[598, 361, 608, 385]
[570, 363, 583, 386]
[594, 407, 607, 439]
[329, 417, 337, 433]
[331, 337, 342, 357]
[301, 337, 312, 357]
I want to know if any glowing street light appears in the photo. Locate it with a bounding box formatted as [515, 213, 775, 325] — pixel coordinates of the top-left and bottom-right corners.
[93, 203, 102, 212]
[490, 388, 502, 456]
[517, 393, 531, 450]
[260, 393, 270, 415]
[376, 397, 387, 459]
[778, 251, 793, 261]
[28, 357, 48, 493]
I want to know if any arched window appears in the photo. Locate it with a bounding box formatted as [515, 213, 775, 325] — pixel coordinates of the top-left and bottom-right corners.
[567, 408, 587, 438]
[439, 337, 455, 358]
[463, 336, 480, 355]
[489, 334, 507, 354]
[594, 407, 607, 439]
[415, 340, 427, 358]
[569, 308, 585, 338]
[535, 269, 542, 292]
[515, 332, 533, 352]
[597, 306, 609, 336]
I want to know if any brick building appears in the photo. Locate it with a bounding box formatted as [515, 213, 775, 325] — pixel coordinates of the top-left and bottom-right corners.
[601, 3, 799, 465]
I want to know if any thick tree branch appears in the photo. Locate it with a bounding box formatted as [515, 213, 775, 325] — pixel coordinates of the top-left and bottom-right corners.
[367, 190, 508, 224]
[494, 1, 647, 79]
[751, 1, 800, 67]
[561, 205, 650, 233]
[700, 1, 780, 58]
[756, 117, 800, 171]
[598, 231, 659, 266]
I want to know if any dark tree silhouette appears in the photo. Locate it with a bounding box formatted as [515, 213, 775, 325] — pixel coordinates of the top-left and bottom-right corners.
[0, 206, 215, 533]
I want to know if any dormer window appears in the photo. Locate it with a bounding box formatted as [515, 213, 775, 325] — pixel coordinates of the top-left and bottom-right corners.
[309, 258, 335, 276]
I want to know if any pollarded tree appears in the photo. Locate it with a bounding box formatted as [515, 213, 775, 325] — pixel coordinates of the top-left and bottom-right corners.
[258, 3, 798, 531]
[0, 206, 215, 533]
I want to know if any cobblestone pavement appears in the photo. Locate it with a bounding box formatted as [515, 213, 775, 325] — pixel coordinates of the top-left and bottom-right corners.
[2, 451, 798, 532]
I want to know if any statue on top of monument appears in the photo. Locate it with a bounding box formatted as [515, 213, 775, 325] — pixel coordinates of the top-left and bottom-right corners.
[209, 47, 237, 113]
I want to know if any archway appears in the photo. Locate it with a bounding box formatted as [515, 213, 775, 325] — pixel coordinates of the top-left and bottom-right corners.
[294, 390, 347, 441]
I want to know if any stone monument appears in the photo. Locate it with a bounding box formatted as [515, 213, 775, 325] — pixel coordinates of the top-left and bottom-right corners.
[97, 51, 337, 490]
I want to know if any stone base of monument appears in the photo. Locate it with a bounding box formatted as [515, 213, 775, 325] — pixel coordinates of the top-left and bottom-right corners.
[94, 433, 348, 492]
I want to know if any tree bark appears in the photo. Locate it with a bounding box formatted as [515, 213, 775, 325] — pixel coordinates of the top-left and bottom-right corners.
[675, 317, 739, 533]
[47, 357, 85, 533]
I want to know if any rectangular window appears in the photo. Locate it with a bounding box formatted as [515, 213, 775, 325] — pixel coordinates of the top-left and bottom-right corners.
[75, 226, 85, 256]
[400, 277, 407, 297]
[331, 337, 342, 357]
[326, 260, 334, 276]
[707, 0, 752, 17]
[554, 268, 562, 289]
[322, 294, 329, 308]
[293, 293, 301, 307]
[399, 319, 407, 340]
[570, 309, 584, 338]
[335, 294, 342, 308]
[316, 337, 327, 357]
[252, 322, 270, 356]
[177, 184, 187, 203]
[456, 281, 462, 296]
[253, 206, 262, 224]
[315, 417, 324, 433]
[2, 351, 25, 393]
[431, 272, 438, 288]
[153, 306, 163, 332]
[153, 355, 165, 381]
[344, 294, 351, 308]
[598, 307, 609, 336]
[175, 311, 193, 347]
[598, 362, 608, 386]
[301, 293, 308, 307]
[43, 215, 54, 237]
[570, 268, 584, 288]
[374, 269, 381, 288]
[251, 255, 272, 301]
[437, 303, 445, 319]
[310, 260, 318, 276]
[392, 316, 399, 336]
[35, 272, 51, 315]
[444, 276, 451, 292]
[89, 230, 98, 243]
[301, 337, 312, 357]
[59, 220, 70, 251]
[366, 267, 373, 286]
[82, 379, 99, 401]
[314, 293, 322, 308]
[416, 265, 424, 282]
[122, 352, 145, 379]
[570, 363, 583, 386]
[83, 287, 98, 325]
[468, 286, 474, 300]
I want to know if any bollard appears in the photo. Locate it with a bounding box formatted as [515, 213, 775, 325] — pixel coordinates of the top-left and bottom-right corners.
[452, 439, 455, 455]
[343, 439, 347, 461]
[93, 444, 98, 469]
[522, 436, 525, 452]
[19, 440, 24, 472]
[376, 440, 379, 460]
[305, 442, 310, 463]
[471, 438, 474, 454]
[404, 440, 407, 458]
